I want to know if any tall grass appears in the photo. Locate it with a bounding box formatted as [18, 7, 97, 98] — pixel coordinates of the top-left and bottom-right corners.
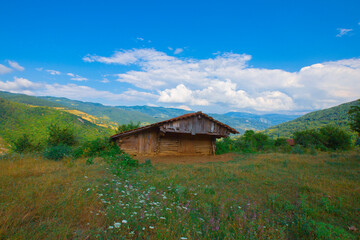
[0, 153, 107, 239]
[1, 152, 359, 239]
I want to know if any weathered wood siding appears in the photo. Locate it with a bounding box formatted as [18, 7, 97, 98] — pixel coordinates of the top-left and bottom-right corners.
[115, 115, 231, 156]
[116, 129, 158, 155]
[160, 116, 229, 136]
[117, 130, 214, 156]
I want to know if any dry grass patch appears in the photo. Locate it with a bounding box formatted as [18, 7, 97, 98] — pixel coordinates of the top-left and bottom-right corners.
[0, 154, 108, 239]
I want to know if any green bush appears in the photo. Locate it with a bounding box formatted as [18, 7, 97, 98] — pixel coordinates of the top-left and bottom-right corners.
[290, 144, 305, 154]
[73, 137, 122, 158]
[12, 134, 41, 153]
[294, 129, 325, 149]
[319, 125, 351, 150]
[116, 121, 141, 133]
[47, 123, 76, 147]
[43, 144, 72, 161]
[105, 153, 139, 174]
[275, 137, 288, 147]
[294, 125, 352, 151]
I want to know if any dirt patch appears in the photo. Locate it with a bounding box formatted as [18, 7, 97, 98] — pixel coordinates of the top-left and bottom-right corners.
[0, 137, 9, 155]
[135, 153, 238, 164]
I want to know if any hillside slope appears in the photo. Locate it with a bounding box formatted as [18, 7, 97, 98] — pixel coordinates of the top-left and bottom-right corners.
[40, 97, 158, 125]
[0, 98, 113, 146]
[264, 99, 360, 138]
[0, 91, 158, 126]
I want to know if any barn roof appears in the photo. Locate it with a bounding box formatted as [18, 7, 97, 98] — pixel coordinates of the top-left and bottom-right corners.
[110, 111, 239, 139]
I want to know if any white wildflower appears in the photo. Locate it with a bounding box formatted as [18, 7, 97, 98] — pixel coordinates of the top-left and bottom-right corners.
[114, 222, 121, 228]
[122, 220, 127, 224]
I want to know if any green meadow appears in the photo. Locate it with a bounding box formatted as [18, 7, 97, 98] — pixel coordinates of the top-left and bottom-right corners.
[1, 152, 359, 239]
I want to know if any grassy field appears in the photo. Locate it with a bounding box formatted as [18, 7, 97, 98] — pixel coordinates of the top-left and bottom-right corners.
[1, 152, 359, 239]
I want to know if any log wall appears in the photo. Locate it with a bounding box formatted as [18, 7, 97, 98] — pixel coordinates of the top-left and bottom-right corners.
[116, 130, 214, 156]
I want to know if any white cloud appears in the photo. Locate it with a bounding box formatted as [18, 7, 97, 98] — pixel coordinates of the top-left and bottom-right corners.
[45, 69, 61, 75]
[0, 77, 156, 105]
[84, 49, 360, 112]
[336, 28, 353, 37]
[174, 48, 183, 54]
[137, 37, 144, 41]
[66, 72, 88, 81]
[0, 77, 41, 94]
[0, 64, 12, 74]
[71, 76, 88, 81]
[7, 60, 24, 71]
[176, 105, 192, 111]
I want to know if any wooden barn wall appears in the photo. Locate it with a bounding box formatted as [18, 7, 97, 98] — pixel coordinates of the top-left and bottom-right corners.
[116, 129, 158, 155]
[158, 133, 213, 156]
[161, 116, 229, 136]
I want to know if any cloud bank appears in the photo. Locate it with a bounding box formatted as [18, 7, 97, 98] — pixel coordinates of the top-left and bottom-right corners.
[1, 50, 359, 113]
[83, 49, 360, 112]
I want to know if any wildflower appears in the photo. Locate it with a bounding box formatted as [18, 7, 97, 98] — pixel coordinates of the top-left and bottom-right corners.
[114, 222, 121, 228]
[122, 220, 127, 224]
[149, 226, 154, 229]
[160, 217, 166, 220]
[180, 237, 188, 240]
[130, 231, 135, 235]
[108, 226, 114, 229]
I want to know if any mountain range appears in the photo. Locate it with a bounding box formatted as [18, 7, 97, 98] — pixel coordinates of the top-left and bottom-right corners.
[0, 91, 299, 134]
[1, 91, 357, 143]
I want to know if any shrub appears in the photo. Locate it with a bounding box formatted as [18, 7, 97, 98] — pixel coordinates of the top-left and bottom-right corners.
[47, 123, 76, 147]
[253, 132, 269, 151]
[275, 138, 288, 147]
[12, 134, 41, 153]
[319, 125, 351, 150]
[290, 144, 305, 154]
[293, 129, 324, 149]
[73, 137, 122, 158]
[116, 121, 141, 133]
[105, 153, 139, 174]
[43, 144, 72, 161]
[215, 137, 235, 154]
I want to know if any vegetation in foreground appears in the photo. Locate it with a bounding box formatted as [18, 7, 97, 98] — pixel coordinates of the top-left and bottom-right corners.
[264, 99, 359, 138]
[216, 124, 356, 155]
[1, 151, 359, 239]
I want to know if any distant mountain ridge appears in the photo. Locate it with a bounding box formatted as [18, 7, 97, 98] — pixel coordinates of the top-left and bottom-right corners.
[116, 105, 299, 133]
[0, 91, 300, 133]
[264, 99, 360, 138]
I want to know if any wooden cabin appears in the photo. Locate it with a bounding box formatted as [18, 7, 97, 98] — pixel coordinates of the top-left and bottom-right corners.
[110, 111, 239, 156]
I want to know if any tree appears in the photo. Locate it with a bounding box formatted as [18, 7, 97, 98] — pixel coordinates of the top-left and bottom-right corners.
[116, 121, 141, 133]
[47, 123, 76, 146]
[319, 125, 351, 150]
[348, 100, 360, 136]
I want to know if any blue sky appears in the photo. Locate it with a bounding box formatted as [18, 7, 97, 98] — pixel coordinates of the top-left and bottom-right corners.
[0, 0, 359, 114]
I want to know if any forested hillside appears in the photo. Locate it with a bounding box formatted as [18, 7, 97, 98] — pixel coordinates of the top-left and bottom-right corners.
[41, 97, 158, 125]
[264, 99, 360, 138]
[0, 98, 112, 146]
